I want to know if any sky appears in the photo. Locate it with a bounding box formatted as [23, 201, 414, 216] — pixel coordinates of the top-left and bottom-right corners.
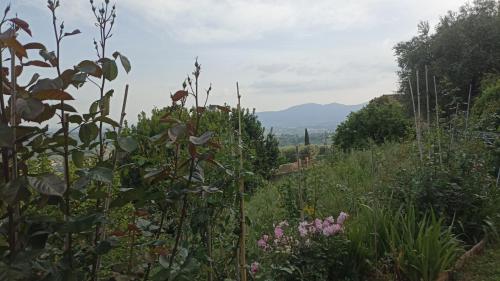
[11, 0, 466, 124]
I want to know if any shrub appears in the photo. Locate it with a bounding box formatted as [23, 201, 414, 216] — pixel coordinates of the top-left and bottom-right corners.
[333, 95, 410, 150]
[251, 212, 351, 281]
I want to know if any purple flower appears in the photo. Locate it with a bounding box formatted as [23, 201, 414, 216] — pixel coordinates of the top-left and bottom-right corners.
[251, 261, 260, 275]
[324, 216, 335, 225]
[314, 218, 323, 231]
[337, 212, 348, 225]
[274, 226, 284, 239]
[323, 223, 342, 236]
[298, 221, 308, 237]
[257, 238, 267, 249]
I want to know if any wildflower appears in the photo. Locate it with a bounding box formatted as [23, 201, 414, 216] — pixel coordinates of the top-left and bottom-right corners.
[314, 218, 323, 231]
[323, 223, 342, 236]
[257, 238, 267, 249]
[262, 234, 269, 242]
[324, 216, 335, 225]
[337, 212, 348, 225]
[298, 221, 308, 237]
[274, 226, 284, 239]
[251, 261, 260, 275]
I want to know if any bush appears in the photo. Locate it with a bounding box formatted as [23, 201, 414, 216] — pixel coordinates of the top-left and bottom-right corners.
[250, 213, 351, 281]
[348, 206, 462, 281]
[333, 95, 410, 150]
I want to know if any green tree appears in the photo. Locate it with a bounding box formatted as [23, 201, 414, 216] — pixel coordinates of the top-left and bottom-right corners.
[332, 95, 410, 150]
[304, 128, 310, 146]
[394, 0, 500, 117]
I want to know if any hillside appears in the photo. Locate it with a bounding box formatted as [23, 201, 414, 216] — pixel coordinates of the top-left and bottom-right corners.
[256, 102, 365, 132]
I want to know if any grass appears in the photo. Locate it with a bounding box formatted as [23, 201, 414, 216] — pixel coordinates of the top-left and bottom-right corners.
[455, 243, 500, 281]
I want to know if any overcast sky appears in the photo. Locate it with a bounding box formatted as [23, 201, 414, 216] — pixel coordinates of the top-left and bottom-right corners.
[12, 0, 466, 123]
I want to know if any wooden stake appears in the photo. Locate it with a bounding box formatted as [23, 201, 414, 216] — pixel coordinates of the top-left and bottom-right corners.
[433, 76, 443, 166]
[408, 77, 423, 161]
[465, 84, 472, 132]
[236, 82, 247, 281]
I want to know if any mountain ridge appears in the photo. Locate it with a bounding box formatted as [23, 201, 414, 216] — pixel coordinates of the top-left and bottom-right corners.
[256, 102, 366, 132]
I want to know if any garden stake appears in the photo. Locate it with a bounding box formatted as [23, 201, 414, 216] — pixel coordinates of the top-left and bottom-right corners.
[408, 77, 423, 161]
[237, 82, 247, 281]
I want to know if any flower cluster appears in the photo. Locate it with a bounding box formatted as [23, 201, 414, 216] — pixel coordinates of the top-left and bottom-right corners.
[298, 211, 348, 238]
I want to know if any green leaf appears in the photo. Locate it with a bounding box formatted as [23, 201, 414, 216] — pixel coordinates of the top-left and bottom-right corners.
[79, 123, 99, 144]
[102, 58, 118, 81]
[94, 116, 120, 128]
[0, 177, 30, 205]
[168, 124, 186, 142]
[28, 174, 66, 197]
[118, 136, 138, 153]
[89, 166, 113, 183]
[16, 98, 44, 120]
[77, 60, 101, 77]
[72, 150, 85, 168]
[113, 51, 131, 74]
[189, 131, 214, 145]
[68, 115, 83, 124]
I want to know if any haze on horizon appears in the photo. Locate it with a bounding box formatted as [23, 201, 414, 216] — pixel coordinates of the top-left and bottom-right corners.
[14, 0, 465, 123]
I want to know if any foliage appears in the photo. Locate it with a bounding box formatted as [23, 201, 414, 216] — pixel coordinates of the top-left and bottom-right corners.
[333, 95, 410, 150]
[389, 136, 500, 244]
[251, 213, 351, 281]
[394, 0, 500, 117]
[349, 206, 462, 281]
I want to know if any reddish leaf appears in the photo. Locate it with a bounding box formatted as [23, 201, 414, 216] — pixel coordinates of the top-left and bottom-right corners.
[14, 65, 22, 77]
[23, 60, 52, 68]
[24, 42, 46, 50]
[1, 35, 27, 58]
[34, 89, 74, 101]
[109, 230, 127, 237]
[171, 90, 188, 102]
[9, 18, 31, 36]
[135, 210, 149, 217]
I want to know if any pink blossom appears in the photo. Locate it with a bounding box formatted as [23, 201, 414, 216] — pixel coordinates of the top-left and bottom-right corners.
[274, 226, 284, 239]
[323, 223, 342, 236]
[324, 216, 335, 225]
[314, 218, 323, 231]
[262, 234, 269, 242]
[337, 212, 348, 225]
[251, 261, 260, 275]
[298, 221, 308, 237]
[257, 238, 267, 249]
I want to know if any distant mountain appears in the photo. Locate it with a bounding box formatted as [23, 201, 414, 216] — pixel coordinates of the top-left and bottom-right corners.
[256, 102, 366, 133]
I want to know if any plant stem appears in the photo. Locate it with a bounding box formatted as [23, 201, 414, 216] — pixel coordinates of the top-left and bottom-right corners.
[63, 113, 72, 267]
[236, 82, 247, 281]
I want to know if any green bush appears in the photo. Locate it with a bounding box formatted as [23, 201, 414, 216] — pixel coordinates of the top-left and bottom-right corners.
[333, 95, 410, 150]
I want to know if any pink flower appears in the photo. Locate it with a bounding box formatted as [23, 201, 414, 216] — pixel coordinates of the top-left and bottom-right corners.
[323, 223, 342, 236]
[262, 234, 269, 242]
[337, 212, 348, 225]
[314, 218, 323, 231]
[298, 221, 308, 237]
[274, 226, 284, 239]
[257, 238, 267, 249]
[251, 261, 260, 275]
[324, 216, 335, 225]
